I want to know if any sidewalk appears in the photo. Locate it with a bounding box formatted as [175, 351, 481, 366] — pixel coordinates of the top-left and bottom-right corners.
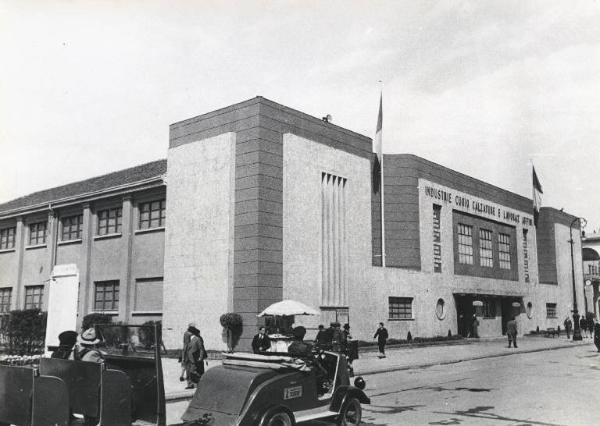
[351, 334, 592, 375]
[163, 334, 593, 400]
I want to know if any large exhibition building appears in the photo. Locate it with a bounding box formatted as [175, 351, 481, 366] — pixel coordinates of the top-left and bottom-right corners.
[0, 97, 585, 350]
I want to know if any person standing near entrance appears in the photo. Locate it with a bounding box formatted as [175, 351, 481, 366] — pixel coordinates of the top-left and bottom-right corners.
[471, 314, 480, 338]
[594, 321, 600, 352]
[506, 317, 518, 348]
[563, 316, 572, 339]
[580, 315, 588, 338]
[373, 322, 388, 358]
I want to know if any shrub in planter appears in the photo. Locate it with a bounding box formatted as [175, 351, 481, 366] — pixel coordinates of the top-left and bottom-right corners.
[220, 313, 243, 352]
[140, 320, 162, 349]
[81, 313, 113, 331]
[5, 309, 47, 355]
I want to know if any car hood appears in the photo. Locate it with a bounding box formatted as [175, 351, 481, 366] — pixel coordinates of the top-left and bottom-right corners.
[181, 365, 283, 421]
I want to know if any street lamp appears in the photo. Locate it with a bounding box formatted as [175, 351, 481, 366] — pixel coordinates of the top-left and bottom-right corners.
[569, 216, 586, 341]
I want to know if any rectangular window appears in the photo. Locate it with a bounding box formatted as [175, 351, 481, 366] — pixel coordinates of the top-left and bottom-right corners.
[389, 296, 413, 320]
[482, 298, 496, 318]
[0, 227, 16, 250]
[134, 278, 163, 312]
[433, 205, 442, 273]
[94, 281, 119, 312]
[139, 200, 166, 229]
[0, 288, 12, 313]
[457, 224, 473, 265]
[61, 214, 83, 241]
[24, 285, 44, 310]
[479, 229, 493, 268]
[546, 303, 557, 318]
[321, 173, 348, 307]
[28, 222, 47, 245]
[498, 233, 511, 269]
[523, 229, 530, 282]
[97, 207, 122, 235]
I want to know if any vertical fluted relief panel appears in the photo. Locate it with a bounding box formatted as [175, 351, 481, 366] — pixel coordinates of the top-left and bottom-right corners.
[321, 173, 347, 307]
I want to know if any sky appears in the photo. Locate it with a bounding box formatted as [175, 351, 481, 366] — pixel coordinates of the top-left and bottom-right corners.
[1, 0, 599, 230]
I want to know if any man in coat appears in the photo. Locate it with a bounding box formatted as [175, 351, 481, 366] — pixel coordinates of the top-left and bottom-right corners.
[184, 326, 206, 389]
[251, 326, 271, 353]
[374, 322, 389, 358]
[506, 317, 518, 348]
[563, 316, 572, 339]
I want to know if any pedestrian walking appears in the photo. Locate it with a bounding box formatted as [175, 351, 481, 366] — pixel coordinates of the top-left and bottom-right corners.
[506, 317, 518, 348]
[580, 315, 587, 338]
[563, 316, 572, 339]
[594, 322, 600, 352]
[374, 322, 389, 358]
[179, 322, 195, 382]
[331, 322, 344, 352]
[471, 314, 480, 338]
[183, 326, 206, 389]
[343, 323, 358, 376]
[587, 315, 595, 338]
[314, 324, 329, 349]
[251, 326, 271, 353]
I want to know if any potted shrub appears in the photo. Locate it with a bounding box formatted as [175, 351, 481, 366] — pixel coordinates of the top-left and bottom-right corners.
[220, 313, 243, 352]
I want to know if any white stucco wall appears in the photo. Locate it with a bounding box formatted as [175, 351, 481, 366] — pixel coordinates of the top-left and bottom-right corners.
[282, 134, 374, 338]
[162, 133, 236, 350]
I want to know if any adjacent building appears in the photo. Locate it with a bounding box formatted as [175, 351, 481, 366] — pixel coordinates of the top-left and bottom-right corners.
[0, 97, 585, 350]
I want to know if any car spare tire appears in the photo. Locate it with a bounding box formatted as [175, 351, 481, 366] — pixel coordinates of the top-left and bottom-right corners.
[338, 397, 362, 426]
[259, 406, 296, 426]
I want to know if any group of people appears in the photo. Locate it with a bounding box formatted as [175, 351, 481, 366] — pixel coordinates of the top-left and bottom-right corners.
[51, 327, 105, 363]
[563, 315, 597, 339]
[179, 322, 207, 389]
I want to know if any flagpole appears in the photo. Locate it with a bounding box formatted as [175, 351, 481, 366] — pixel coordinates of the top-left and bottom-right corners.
[379, 87, 386, 267]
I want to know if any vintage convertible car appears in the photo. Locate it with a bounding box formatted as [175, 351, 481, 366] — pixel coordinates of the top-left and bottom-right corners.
[181, 350, 370, 425]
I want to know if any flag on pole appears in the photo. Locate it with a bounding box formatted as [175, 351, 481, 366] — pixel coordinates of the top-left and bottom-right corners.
[532, 166, 543, 226]
[372, 93, 383, 193]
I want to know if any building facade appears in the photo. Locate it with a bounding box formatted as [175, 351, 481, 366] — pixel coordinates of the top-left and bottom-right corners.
[582, 232, 600, 320]
[0, 97, 585, 350]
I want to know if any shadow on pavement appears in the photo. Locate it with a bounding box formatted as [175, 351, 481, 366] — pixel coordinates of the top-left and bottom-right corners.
[432, 405, 566, 426]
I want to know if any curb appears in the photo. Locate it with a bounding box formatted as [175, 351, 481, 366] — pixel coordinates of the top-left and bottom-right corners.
[357, 341, 592, 376]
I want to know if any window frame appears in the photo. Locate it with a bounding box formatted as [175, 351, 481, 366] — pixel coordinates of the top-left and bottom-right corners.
[24, 285, 44, 310]
[0, 227, 16, 250]
[94, 280, 120, 312]
[498, 233, 511, 270]
[0, 288, 12, 313]
[546, 303, 557, 318]
[389, 296, 413, 320]
[61, 214, 83, 241]
[457, 223, 474, 265]
[479, 228, 494, 268]
[138, 199, 166, 230]
[28, 222, 47, 246]
[97, 207, 123, 236]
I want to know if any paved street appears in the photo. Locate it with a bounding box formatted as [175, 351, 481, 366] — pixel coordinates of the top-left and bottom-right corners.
[311, 344, 600, 426]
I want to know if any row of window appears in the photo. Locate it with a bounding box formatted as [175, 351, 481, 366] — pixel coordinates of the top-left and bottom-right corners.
[0, 277, 163, 313]
[389, 297, 560, 321]
[0, 286, 43, 311]
[0, 199, 166, 248]
[457, 223, 512, 269]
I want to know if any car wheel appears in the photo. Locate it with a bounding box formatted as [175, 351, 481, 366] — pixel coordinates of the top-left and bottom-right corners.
[260, 406, 295, 426]
[338, 397, 362, 426]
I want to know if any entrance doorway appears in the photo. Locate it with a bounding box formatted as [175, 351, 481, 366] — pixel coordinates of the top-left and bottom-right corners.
[454, 295, 474, 338]
[500, 298, 522, 335]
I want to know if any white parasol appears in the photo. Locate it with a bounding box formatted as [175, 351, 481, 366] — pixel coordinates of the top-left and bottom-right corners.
[257, 300, 319, 317]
